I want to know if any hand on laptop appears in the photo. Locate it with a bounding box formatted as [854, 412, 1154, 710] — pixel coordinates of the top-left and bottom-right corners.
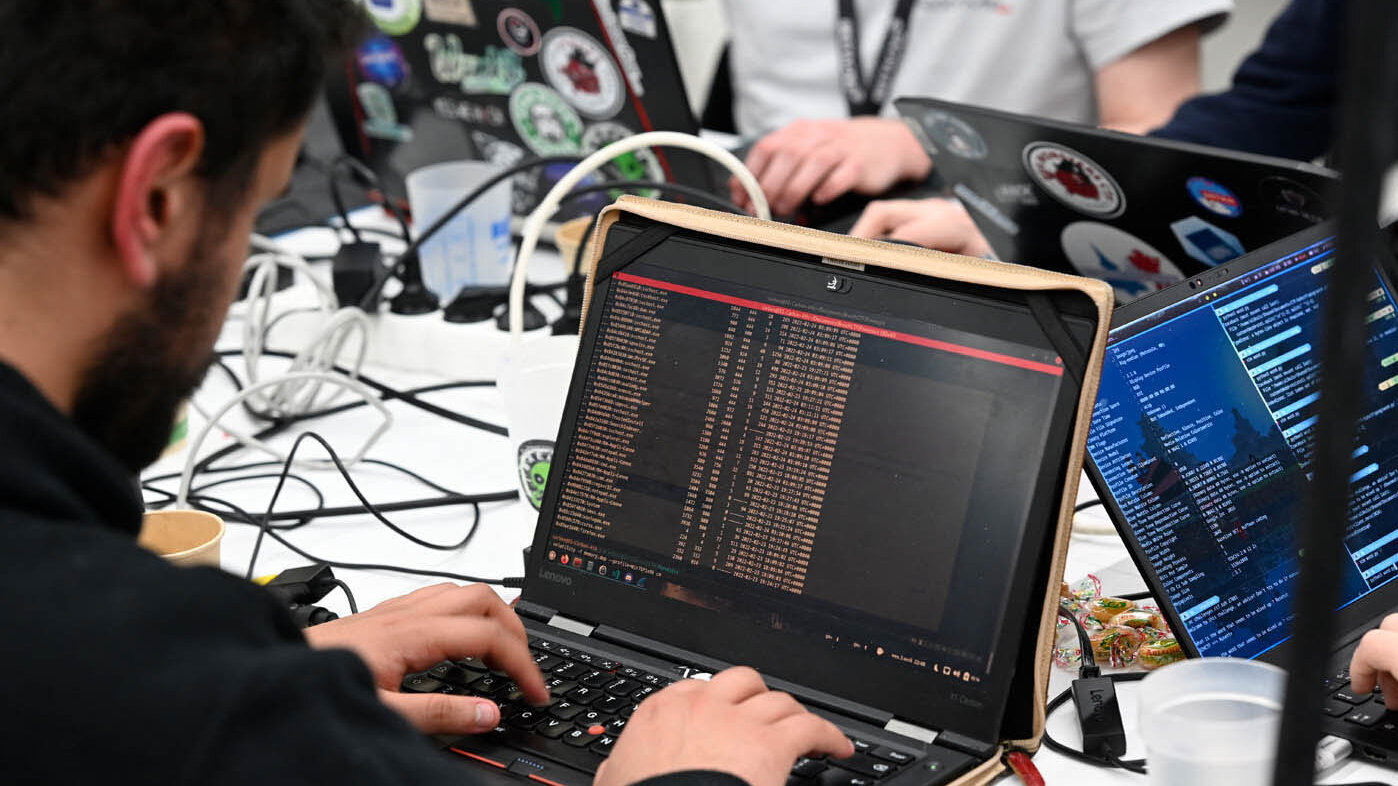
[595, 666, 853, 786]
[730, 117, 932, 218]
[304, 583, 550, 734]
[849, 197, 994, 258]
[1349, 613, 1398, 709]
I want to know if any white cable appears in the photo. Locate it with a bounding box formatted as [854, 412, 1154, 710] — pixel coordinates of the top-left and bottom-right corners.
[508, 131, 770, 337]
[176, 372, 393, 509]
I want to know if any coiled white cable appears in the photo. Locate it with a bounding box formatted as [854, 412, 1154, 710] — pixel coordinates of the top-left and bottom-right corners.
[508, 131, 770, 337]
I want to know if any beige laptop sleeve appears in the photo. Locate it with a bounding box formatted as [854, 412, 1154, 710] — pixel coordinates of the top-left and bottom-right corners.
[578, 197, 1114, 785]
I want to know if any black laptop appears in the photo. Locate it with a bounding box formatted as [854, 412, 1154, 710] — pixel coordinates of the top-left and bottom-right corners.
[400, 208, 1102, 785]
[894, 97, 1340, 304]
[1083, 221, 1398, 767]
[324, 0, 714, 222]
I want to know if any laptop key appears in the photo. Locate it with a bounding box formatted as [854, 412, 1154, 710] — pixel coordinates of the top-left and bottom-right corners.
[590, 735, 618, 756]
[534, 653, 565, 672]
[606, 718, 628, 734]
[469, 675, 508, 696]
[818, 770, 876, 786]
[453, 656, 489, 672]
[849, 739, 875, 755]
[606, 678, 643, 697]
[836, 754, 896, 779]
[574, 710, 610, 727]
[562, 727, 605, 747]
[566, 686, 604, 705]
[1334, 689, 1367, 705]
[1344, 708, 1388, 727]
[546, 678, 578, 697]
[595, 696, 629, 714]
[507, 709, 546, 729]
[638, 673, 667, 686]
[618, 667, 645, 680]
[400, 675, 444, 694]
[427, 661, 476, 686]
[580, 670, 613, 688]
[869, 747, 914, 765]
[598, 660, 622, 671]
[537, 718, 572, 739]
[549, 702, 585, 721]
[792, 757, 829, 777]
[554, 662, 589, 680]
[1323, 701, 1352, 717]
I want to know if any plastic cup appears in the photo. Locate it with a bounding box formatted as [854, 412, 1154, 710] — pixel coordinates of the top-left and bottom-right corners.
[405, 161, 513, 299]
[138, 510, 226, 568]
[1138, 657, 1286, 786]
[497, 335, 581, 511]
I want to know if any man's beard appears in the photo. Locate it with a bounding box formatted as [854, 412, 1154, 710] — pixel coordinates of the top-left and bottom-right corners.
[71, 231, 232, 474]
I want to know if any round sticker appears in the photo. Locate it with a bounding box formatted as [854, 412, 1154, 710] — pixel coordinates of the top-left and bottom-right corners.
[583, 121, 664, 196]
[1260, 176, 1327, 224]
[510, 83, 584, 156]
[497, 8, 542, 56]
[1186, 176, 1242, 218]
[1059, 222, 1184, 302]
[921, 110, 988, 160]
[357, 35, 410, 89]
[540, 27, 626, 119]
[517, 439, 554, 510]
[1023, 142, 1125, 218]
[362, 0, 422, 36]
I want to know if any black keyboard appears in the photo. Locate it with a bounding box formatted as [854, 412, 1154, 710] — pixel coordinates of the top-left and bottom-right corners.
[401, 635, 974, 785]
[1323, 667, 1398, 731]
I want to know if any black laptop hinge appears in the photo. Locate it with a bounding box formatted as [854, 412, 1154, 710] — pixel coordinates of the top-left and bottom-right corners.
[1025, 292, 1088, 391]
[513, 600, 556, 623]
[592, 223, 681, 284]
[932, 730, 999, 759]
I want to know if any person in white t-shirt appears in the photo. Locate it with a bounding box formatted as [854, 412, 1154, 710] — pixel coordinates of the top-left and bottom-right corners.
[723, 0, 1231, 227]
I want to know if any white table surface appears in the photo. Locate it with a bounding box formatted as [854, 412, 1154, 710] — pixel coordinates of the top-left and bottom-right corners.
[139, 221, 1398, 785]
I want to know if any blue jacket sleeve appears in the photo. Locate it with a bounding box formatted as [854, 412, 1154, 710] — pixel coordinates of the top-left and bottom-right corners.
[1150, 0, 1341, 162]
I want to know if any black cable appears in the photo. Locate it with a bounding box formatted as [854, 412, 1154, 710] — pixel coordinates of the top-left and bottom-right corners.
[189, 493, 523, 587]
[1059, 603, 1096, 676]
[331, 155, 413, 242]
[556, 180, 743, 216]
[216, 349, 509, 436]
[1074, 499, 1103, 513]
[330, 578, 359, 615]
[1117, 590, 1153, 602]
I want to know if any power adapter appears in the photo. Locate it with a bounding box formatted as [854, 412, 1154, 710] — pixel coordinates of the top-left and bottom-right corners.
[332, 240, 384, 310]
[262, 564, 343, 628]
[1070, 674, 1127, 761]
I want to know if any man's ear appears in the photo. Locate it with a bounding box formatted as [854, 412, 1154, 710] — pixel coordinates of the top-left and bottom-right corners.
[110, 113, 207, 289]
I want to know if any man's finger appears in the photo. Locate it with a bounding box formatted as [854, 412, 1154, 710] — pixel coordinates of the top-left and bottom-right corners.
[1350, 629, 1398, 693]
[756, 151, 801, 215]
[774, 150, 841, 215]
[379, 690, 501, 735]
[1381, 673, 1398, 710]
[738, 689, 807, 724]
[1380, 613, 1398, 633]
[812, 159, 862, 205]
[706, 666, 770, 703]
[420, 617, 550, 705]
[774, 711, 855, 760]
[849, 200, 920, 239]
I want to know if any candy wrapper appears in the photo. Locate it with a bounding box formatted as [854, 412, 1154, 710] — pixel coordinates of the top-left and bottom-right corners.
[1053, 573, 1175, 670]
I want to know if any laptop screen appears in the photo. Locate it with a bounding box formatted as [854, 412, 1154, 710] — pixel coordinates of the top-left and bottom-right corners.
[1087, 230, 1398, 660]
[527, 220, 1089, 738]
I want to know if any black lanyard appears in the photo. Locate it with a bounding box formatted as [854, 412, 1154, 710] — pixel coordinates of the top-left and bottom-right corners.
[836, 0, 918, 116]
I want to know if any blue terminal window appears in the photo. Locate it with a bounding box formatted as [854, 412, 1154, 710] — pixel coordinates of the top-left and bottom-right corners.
[1087, 237, 1398, 659]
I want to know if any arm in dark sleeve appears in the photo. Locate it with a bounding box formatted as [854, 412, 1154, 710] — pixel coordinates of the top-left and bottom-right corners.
[1150, 0, 1341, 161]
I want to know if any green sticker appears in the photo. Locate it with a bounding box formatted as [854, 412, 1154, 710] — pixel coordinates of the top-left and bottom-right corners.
[518, 440, 555, 510]
[361, 0, 422, 36]
[509, 83, 583, 156]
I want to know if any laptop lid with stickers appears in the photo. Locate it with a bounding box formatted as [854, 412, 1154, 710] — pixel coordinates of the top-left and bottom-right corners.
[324, 0, 712, 220]
[894, 97, 1339, 304]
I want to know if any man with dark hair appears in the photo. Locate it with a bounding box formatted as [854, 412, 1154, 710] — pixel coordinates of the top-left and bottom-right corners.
[0, 2, 849, 783]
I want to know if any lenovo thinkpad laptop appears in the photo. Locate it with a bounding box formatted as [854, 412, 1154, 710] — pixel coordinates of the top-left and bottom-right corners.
[325, 0, 714, 222]
[894, 97, 1340, 304]
[1084, 222, 1398, 767]
[402, 203, 1107, 785]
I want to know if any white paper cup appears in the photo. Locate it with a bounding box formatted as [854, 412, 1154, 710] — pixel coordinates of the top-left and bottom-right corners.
[406, 161, 513, 298]
[138, 510, 226, 568]
[498, 335, 581, 510]
[1139, 657, 1285, 786]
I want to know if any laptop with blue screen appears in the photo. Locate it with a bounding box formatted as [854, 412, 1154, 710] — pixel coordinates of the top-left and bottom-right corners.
[1084, 221, 1398, 766]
